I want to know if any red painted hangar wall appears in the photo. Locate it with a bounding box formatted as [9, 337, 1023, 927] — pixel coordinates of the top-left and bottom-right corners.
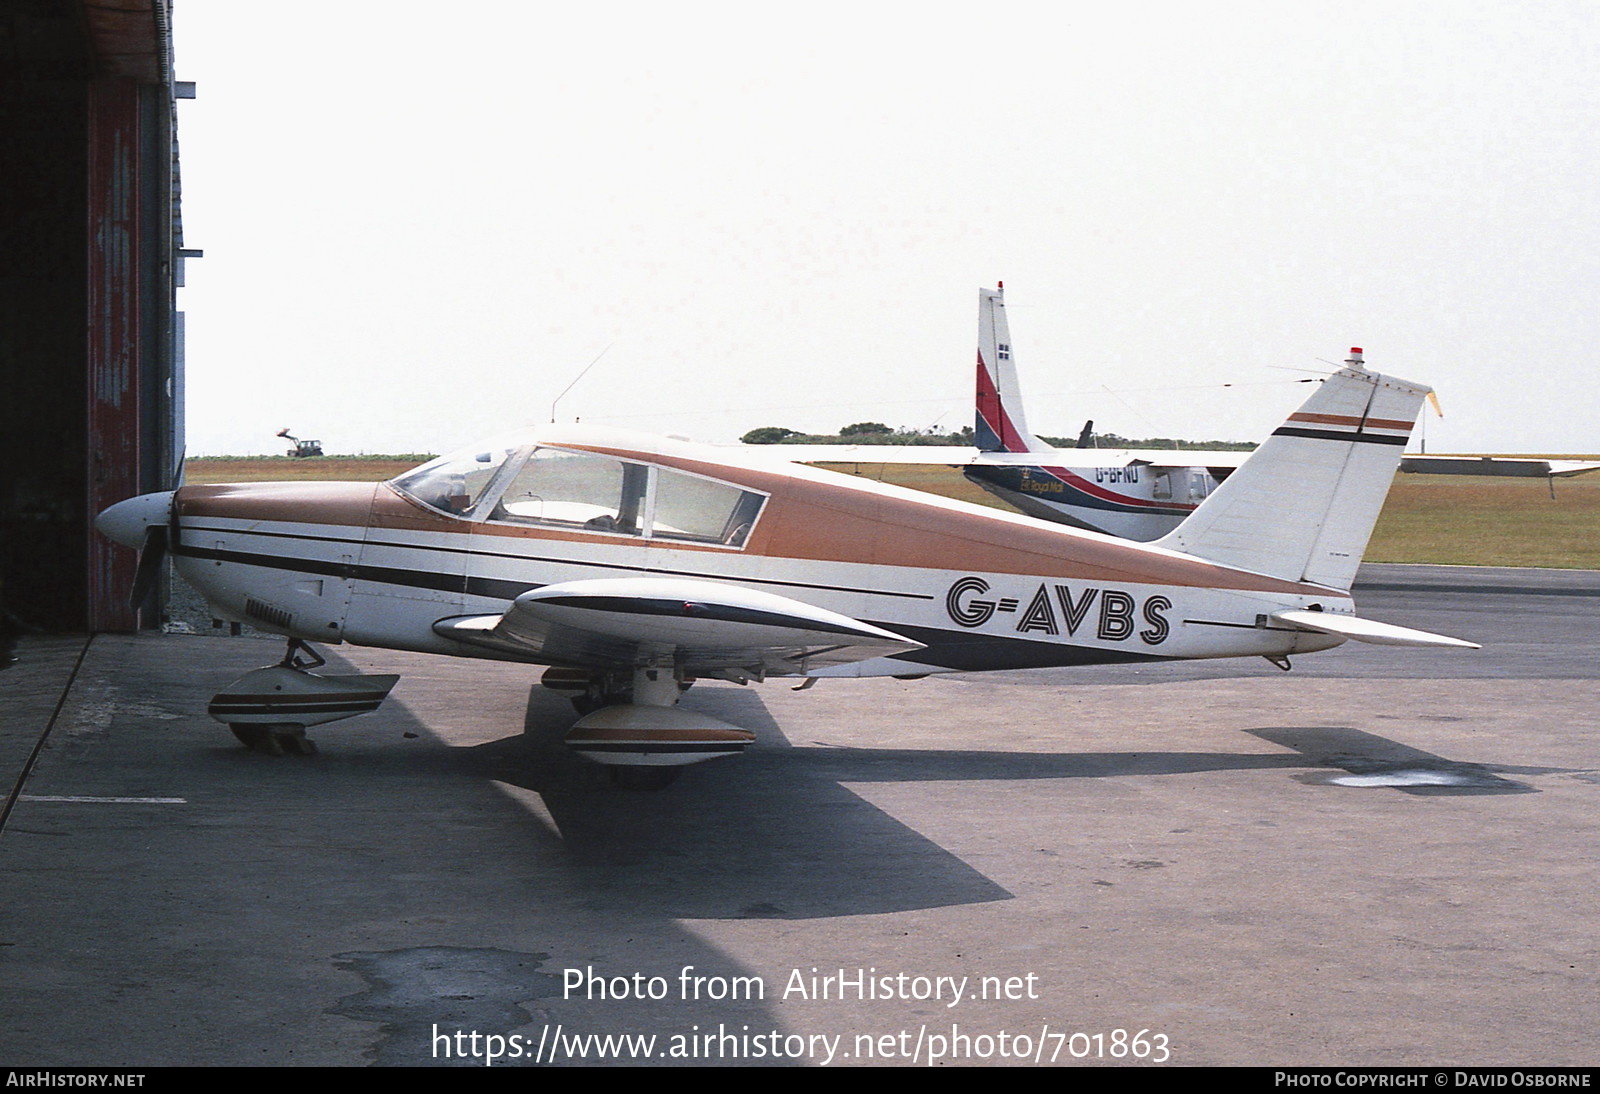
[0, 0, 188, 634]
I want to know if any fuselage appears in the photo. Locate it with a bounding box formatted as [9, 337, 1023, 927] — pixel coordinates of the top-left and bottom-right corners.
[164, 427, 1347, 676]
[962, 460, 1225, 541]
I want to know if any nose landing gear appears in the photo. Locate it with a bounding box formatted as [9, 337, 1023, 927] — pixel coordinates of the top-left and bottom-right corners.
[210, 639, 399, 755]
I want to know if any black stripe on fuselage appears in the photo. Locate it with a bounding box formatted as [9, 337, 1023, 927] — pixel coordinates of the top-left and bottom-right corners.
[174, 523, 934, 603]
[867, 621, 1170, 672]
[174, 541, 534, 601]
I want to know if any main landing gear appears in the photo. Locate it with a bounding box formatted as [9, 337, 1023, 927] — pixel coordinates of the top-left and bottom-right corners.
[539, 665, 756, 790]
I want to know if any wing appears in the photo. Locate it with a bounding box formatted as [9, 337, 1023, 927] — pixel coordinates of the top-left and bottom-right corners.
[1399, 455, 1600, 478]
[729, 444, 1254, 471]
[433, 577, 925, 676]
[729, 444, 983, 465]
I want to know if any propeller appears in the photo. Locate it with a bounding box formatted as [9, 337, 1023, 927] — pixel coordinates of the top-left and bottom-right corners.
[93, 488, 177, 613]
[128, 524, 169, 611]
[125, 451, 184, 612]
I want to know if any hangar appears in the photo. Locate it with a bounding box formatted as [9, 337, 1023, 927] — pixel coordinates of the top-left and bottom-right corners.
[0, 0, 188, 636]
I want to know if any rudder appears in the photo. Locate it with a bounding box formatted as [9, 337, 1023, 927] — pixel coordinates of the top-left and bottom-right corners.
[1154, 350, 1428, 591]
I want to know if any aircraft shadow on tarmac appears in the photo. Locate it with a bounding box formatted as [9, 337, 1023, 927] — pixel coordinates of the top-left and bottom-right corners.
[235, 647, 1541, 927]
[455, 685, 1013, 921]
[399, 683, 1537, 922]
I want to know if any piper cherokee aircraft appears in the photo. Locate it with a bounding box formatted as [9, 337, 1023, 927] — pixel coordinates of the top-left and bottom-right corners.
[95, 355, 1475, 788]
[748, 286, 1600, 540]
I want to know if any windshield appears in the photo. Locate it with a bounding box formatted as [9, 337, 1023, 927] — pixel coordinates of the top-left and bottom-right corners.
[390, 440, 523, 515]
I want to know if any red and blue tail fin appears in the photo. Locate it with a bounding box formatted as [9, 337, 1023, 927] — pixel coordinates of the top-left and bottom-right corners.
[975, 285, 1050, 454]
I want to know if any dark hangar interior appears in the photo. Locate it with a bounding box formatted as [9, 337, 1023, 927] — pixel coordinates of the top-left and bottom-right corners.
[1, 0, 187, 634]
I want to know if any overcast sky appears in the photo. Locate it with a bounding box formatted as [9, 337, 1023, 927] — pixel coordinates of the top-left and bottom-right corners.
[174, 2, 1600, 457]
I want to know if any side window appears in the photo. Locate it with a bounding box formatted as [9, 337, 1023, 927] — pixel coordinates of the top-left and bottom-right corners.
[491, 449, 648, 534]
[651, 467, 766, 547]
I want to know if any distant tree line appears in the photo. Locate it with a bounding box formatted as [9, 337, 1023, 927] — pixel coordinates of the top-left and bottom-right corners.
[1037, 433, 1255, 451]
[184, 453, 440, 463]
[741, 423, 1253, 450]
[740, 424, 975, 446]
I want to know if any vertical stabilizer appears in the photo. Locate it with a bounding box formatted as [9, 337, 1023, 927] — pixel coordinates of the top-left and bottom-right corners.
[974, 286, 1050, 453]
[1154, 351, 1428, 591]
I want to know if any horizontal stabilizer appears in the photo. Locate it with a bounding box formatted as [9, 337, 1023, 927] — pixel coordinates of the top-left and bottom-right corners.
[1271, 610, 1480, 649]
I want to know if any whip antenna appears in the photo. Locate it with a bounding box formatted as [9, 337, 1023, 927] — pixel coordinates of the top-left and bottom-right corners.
[550, 342, 615, 423]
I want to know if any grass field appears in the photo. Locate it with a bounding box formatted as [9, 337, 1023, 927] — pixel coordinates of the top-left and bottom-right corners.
[814, 463, 1600, 569]
[183, 456, 1600, 569]
[1365, 473, 1600, 569]
[183, 457, 423, 484]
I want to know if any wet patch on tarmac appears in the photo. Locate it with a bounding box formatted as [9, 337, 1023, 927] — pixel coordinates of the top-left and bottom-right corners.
[1308, 767, 1526, 791]
[331, 946, 564, 1066]
[1250, 726, 1536, 794]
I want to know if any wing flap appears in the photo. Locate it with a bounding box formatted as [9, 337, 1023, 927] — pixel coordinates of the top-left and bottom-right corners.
[435, 578, 924, 673]
[1271, 609, 1480, 649]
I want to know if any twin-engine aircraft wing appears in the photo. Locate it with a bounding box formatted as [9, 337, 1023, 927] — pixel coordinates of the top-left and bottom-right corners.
[434, 577, 925, 677]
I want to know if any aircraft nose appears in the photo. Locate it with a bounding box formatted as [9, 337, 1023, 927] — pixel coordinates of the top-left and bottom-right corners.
[95, 490, 175, 548]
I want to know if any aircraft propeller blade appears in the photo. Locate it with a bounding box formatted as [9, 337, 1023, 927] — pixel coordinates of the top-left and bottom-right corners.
[129, 524, 169, 612]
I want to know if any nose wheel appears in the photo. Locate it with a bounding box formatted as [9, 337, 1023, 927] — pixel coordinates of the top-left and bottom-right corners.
[229, 722, 318, 756]
[210, 638, 400, 756]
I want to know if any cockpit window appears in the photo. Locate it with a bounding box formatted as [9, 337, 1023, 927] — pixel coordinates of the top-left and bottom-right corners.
[391, 443, 520, 516]
[400, 439, 769, 547]
[490, 449, 649, 535]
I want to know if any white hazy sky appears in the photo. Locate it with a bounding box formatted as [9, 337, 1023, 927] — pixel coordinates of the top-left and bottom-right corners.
[175, 1, 1600, 457]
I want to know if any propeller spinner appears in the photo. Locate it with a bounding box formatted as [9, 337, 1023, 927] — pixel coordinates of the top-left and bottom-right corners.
[95, 490, 176, 610]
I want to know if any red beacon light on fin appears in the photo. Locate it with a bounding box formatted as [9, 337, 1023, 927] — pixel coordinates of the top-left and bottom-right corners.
[1347, 347, 1364, 365]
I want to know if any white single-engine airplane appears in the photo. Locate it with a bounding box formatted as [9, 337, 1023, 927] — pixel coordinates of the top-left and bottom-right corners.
[752, 286, 1600, 540]
[96, 353, 1476, 787]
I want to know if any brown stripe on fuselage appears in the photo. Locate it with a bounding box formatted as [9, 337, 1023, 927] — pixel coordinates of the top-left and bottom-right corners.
[557, 443, 1338, 595]
[1287, 412, 1414, 431]
[177, 482, 381, 526]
